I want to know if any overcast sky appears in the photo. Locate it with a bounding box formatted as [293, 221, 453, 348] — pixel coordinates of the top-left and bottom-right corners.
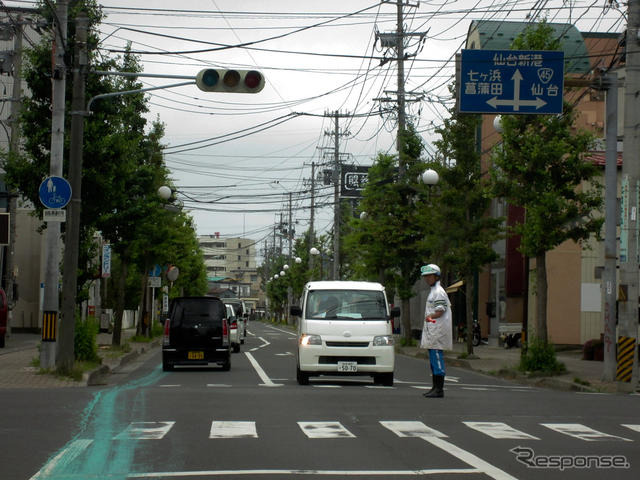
[7, 1, 628, 255]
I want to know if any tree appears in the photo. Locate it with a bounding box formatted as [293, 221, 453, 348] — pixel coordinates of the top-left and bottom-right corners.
[432, 92, 503, 355]
[490, 21, 603, 344]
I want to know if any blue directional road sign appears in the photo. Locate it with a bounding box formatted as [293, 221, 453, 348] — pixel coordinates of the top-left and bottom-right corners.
[459, 49, 564, 115]
[39, 176, 72, 209]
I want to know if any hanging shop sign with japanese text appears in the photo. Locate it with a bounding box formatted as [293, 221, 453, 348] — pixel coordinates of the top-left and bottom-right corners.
[459, 49, 564, 115]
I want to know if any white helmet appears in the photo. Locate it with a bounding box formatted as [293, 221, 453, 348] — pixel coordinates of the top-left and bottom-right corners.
[420, 264, 441, 277]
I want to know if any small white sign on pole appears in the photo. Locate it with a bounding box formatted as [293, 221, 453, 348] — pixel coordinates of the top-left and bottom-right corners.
[43, 209, 66, 222]
[148, 276, 161, 288]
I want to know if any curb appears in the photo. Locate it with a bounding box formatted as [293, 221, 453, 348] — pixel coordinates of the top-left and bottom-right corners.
[84, 339, 161, 386]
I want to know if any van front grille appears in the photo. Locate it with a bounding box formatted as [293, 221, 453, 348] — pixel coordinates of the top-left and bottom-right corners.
[325, 341, 370, 347]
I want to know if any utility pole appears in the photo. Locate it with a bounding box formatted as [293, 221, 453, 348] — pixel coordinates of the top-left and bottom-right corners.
[308, 161, 316, 270]
[6, 14, 23, 330]
[59, 11, 89, 371]
[324, 111, 350, 280]
[618, 0, 640, 388]
[40, 0, 68, 370]
[376, 1, 424, 177]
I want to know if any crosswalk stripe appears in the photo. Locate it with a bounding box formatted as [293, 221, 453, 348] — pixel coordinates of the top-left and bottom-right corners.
[114, 421, 175, 440]
[380, 421, 447, 438]
[463, 422, 540, 440]
[541, 423, 632, 442]
[29, 439, 93, 480]
[298, 421, 355, 438]
[210, 421, 257, 439]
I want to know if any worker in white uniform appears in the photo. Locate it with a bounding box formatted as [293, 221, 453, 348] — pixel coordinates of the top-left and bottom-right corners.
[420, 264, 452, 398]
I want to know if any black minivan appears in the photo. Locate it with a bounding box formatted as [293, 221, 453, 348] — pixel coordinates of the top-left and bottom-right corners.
[162, 296, 231, 371]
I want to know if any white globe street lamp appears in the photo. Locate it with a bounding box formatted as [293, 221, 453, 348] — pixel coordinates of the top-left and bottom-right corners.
[295, 257, 302, 264]
[493, 115, 503, 133]
[280, 270, 286, 276]
[157, 185, 172, 200]
[283, 264, 289, 271]
[421, 168, 439, 186]
[360, 211, 368, 220]
[309, 247, 320, 256]
[274, 274, 279, 279]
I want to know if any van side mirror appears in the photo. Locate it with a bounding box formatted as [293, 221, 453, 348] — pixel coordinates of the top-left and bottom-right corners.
[389, 306, 401, 318]
[290, 305, 302, 317]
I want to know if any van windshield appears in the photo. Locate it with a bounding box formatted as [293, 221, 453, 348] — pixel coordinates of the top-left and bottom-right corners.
[306, 290, 387, 320]
[171, 299, 224, 327]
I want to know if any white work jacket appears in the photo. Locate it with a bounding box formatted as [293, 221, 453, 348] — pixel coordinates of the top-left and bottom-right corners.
[420, 280, 453, 351]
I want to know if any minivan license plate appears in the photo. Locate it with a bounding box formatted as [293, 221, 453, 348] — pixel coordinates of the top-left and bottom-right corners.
[188, 351, 204, 360]
[337, 361, 357, 372]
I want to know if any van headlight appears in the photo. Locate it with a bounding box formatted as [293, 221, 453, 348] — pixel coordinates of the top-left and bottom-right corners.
[373, 335, 394, 346]
[300, 334, 322, 346]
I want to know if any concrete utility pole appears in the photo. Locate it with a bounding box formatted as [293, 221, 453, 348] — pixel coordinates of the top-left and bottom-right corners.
[308, 161, 316, 271]
[396, 0, 406, 176]
[6, 14, 23, 325]
[324, 111, 350, 280]
[59, 12, 89, 371]
[40, 0, 68, 370]
[618, 0, 640, 387]
[602, 72, 618, 382]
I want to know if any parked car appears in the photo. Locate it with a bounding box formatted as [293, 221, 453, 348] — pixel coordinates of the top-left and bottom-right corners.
[290, 281, 400, 386]
[225, 304, 242, 353]
[0, 288, 7, 348]
[162, 296, 231, 371]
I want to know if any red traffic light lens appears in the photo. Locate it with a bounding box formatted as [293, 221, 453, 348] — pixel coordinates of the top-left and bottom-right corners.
[200, 69, 219, 87]
[223, 70, 241, 88]
[244, 71, 262, 89]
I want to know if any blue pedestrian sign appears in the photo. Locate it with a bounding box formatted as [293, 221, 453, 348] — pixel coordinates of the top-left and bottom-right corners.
[459, 49, 564, 115]
[39, 176, 72, 209]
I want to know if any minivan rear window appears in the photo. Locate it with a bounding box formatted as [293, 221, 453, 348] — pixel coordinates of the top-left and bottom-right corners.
[306, 290, 387, 320]
[171, 299, 224, 327]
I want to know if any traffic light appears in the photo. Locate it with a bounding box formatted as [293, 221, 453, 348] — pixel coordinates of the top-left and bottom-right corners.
[195, 69, 265, 93]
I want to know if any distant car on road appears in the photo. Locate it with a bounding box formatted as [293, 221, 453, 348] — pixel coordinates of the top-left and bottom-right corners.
[0, 288, 6, 348]
[162, 296, 231, 371]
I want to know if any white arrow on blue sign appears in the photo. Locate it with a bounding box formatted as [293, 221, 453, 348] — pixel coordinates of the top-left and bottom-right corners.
[459, 49, 564, 115]
[39, 176, 72, 209]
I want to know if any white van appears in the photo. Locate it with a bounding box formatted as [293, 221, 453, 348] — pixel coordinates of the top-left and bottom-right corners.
[290, 281, 400, 386]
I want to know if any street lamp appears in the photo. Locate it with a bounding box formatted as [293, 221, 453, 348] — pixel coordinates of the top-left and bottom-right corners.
[310, 247, 323, 280]
[157, 185, 172, 200]
[420, 168, 439, 186]
[295, 257, 302, 264]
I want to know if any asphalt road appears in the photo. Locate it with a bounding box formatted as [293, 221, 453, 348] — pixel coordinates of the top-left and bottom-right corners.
[4, 321, 639, 480]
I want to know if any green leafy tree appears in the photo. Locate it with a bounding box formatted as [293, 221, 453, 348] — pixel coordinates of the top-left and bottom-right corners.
[431, 94, 503, 355]
[490, 21, 603, 345]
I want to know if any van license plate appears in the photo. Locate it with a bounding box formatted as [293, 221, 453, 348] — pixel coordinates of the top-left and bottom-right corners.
[337, 361, 357, 372]
[188, 351, 204, 360]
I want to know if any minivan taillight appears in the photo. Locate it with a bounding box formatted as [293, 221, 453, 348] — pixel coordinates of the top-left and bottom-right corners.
[163, 319, 170, 346]
[222, 318, 229, 345]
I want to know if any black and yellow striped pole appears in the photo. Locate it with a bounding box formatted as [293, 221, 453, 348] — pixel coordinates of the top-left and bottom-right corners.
[616, 336, 636, 383]
[41, 311, 58, 342]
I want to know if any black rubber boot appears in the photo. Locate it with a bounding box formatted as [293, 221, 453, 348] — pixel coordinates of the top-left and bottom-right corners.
[423, 375, 444, 398]
[422, 375, 436, 397]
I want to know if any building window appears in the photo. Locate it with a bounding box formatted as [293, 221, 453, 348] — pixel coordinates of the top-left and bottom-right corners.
[238, 242, 242, 248]
[246, 261, 249, 267]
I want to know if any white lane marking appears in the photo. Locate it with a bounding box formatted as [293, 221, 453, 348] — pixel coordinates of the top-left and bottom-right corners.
[128, 467, 480, 477]
[29, 439, 93, 480]
[366, 385, 395, 389]
[250, 336, 271, 351]
[462, 387, 490, 391]
[114, 422, 175, 440]
[244, 351, 282, 387]
[158, 385, 181, 388]
[622, 424, 640, 433]
[275, 352, 294, 356]
[313, 385, 341, 388]
[206, 384, 231, 388]
[463, 422, 540, 440]
[382, 421, 518, 480]
[298, 421, 355, 439]
[541, 423, 632, 442]
[210, 421, 257, 439]
[266, 325, 297, 336]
